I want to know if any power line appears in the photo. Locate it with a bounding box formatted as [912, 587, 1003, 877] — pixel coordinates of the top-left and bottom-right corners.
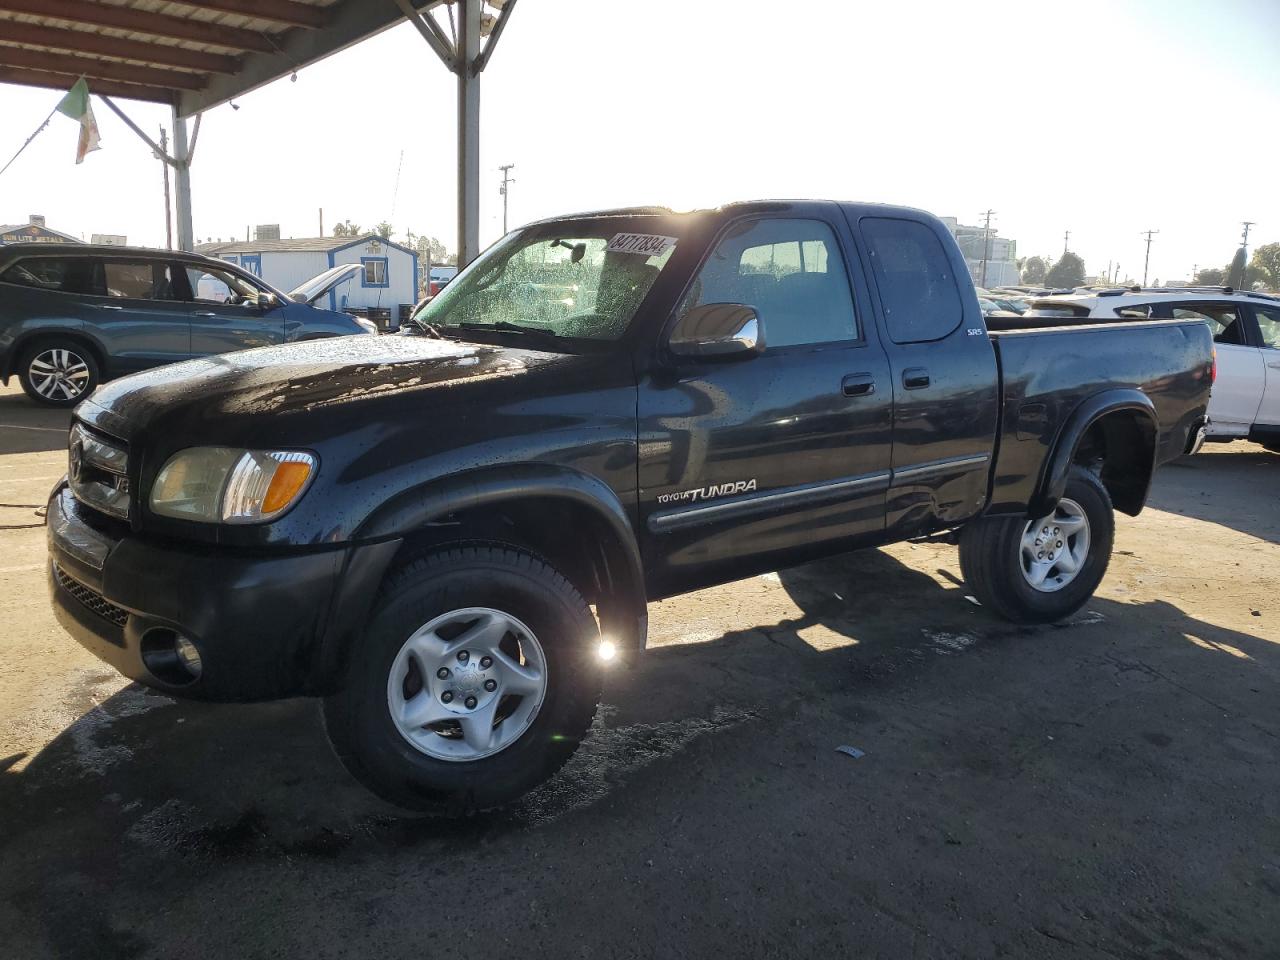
[1141, 229, 1159, 287]
[499, 163, 516, 234]
[979, 209, 995, 288]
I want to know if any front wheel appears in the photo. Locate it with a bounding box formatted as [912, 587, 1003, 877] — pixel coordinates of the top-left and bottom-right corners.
[959, 465, 1114, 624]
[323, 545, 602, 814]
[18, 341, 100, 406]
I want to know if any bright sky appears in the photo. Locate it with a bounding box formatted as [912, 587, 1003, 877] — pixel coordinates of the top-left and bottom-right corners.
[1, 0, 1278, 284]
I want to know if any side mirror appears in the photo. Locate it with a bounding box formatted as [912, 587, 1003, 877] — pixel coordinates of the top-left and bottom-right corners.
[668, 303, 764, 360]
[255, 292, 279, 310]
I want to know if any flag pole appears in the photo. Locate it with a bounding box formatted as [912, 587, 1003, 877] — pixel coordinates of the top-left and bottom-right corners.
[0, 102, 60, 180]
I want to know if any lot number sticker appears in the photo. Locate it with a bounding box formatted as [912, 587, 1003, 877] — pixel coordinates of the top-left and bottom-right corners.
[607, 233, 678, 257]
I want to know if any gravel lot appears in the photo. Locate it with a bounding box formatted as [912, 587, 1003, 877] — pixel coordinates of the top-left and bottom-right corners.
[1, 379, 1277, 959]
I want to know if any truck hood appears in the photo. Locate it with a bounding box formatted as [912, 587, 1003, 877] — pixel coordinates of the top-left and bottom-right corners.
[78, 334, 572, 441]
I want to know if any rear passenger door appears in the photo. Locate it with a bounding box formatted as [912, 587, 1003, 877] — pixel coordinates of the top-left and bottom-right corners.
[1153, 301, 1262, 436]
[1248, 304, 1280, 429]
[637, 209, 894, 593]
[855, 215, 999, 537]
[86, 259, 191, 374]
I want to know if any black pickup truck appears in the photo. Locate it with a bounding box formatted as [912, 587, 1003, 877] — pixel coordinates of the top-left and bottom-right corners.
[47, 201, 1213, 812]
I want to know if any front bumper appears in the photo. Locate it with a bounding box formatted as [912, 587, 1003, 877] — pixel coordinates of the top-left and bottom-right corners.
[46, 484, 399, 701]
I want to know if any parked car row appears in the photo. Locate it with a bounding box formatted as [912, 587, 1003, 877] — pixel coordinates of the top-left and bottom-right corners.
[0, 244, 376, 406]
[994, 286, 1280, 450]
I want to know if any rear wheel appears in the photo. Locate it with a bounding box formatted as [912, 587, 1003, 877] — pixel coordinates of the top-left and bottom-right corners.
[18, 341, 99, 407]
[959, 465, 1114, 624]
[323, 545, 602, 814]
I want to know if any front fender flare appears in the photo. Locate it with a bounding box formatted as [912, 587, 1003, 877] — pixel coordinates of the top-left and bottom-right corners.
[356, 463, 648, 658]
[1031, 388, 1157, 518]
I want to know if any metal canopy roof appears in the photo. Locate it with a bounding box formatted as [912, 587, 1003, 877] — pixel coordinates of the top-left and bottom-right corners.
[0, 0, 434, 117]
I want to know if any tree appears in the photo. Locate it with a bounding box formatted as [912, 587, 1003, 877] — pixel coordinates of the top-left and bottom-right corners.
[1194, 267, 1226, 285]
[1250, 242, 1280, 291]
[1021, 256, 1047, 284]
[374, 221, 394, 239]
[1044, 252, 1085, 289]
[1226, 247, 1248, 289]
[414, 235, 450, 264]
[332, 219, 361, 238]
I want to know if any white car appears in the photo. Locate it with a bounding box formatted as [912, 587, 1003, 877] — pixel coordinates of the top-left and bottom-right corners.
[1024, 287, 1280, 451]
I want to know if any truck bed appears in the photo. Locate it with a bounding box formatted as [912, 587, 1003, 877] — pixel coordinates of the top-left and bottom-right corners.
[986, 318, 1214, 515]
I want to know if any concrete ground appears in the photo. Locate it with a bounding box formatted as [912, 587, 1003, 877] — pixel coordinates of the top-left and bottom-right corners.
[1, 379, 1277, 960]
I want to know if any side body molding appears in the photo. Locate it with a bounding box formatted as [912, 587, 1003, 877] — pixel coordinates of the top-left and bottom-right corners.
[1031, 388, 1157, 518]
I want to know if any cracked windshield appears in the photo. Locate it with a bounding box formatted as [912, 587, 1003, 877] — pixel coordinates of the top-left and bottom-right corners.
[414, 228, 677, 340]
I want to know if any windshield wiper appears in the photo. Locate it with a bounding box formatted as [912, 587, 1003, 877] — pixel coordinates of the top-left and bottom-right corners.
[458, 320, 560, 339]
[411, 317, 454, 339]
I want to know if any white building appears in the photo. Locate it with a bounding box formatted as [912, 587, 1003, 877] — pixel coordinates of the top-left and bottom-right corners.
[197, 234, 419, 323]
[939, 216, 1020, 288]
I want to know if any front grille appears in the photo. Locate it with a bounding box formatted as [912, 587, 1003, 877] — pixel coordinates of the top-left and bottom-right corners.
[54, 564, 129, 629]
[68, 423, 131, 520]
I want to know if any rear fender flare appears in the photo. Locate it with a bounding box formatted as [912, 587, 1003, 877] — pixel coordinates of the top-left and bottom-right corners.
[1031, 388, 1157, 518]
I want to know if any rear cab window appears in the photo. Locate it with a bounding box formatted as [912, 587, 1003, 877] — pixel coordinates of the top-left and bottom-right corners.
[861, 218, 963, 343]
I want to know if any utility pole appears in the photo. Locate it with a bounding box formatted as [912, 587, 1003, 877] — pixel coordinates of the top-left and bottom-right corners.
[157, 126, 172, 250]
[499, 163, 516, 234]
[1141, 229, 1159, 286]
[1241, 220, 1255, 263]
[1062, 230, 1070, 256]
[979, 209, 995, 288]
[319, 207, 324, 237]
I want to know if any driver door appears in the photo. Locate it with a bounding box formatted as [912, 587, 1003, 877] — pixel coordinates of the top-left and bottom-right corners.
[179, 262, 286, 357]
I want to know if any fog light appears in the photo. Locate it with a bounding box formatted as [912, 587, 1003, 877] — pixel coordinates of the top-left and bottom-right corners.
[140, 628, 203, 686]
[597, 639, 617, 662]
[174, 635, 203, 678]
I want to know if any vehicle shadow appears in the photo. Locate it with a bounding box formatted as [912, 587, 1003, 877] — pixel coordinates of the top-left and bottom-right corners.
[1, 549, 1273, 864]
[0, 386, 72, 455]
[1148, 445, 1279, 544]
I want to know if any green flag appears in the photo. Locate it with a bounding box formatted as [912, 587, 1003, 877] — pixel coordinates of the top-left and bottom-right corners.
[56, 78, 101, 164]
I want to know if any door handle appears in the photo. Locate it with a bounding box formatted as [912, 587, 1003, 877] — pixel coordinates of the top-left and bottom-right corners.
[193, 311, 217, 318]
[902, 367, 931, 390]
[842, 373, 876, 397]
[99, 304, 123, 311]
[1268, 360, 1280, 369]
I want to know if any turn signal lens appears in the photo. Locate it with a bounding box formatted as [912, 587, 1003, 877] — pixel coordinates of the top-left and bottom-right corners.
[1211, 347, 1217, 384]
[263, 460, 312, 514]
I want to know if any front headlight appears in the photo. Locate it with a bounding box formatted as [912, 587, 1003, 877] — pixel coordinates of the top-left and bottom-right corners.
[355, 317, 379, 335]
[150, 448, 316, 524]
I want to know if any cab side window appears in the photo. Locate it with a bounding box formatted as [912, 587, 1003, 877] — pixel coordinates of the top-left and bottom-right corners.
[1254, 306, 1280, 349]
[862, 218, 964, 343]
[1169, 303, 1246, 346]
[678, 218, 857, 348]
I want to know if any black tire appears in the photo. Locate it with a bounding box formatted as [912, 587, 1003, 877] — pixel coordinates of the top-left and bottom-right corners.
[959, 465, 1114, 624]
[17, 340, 100, 407]
[323, 544, 602, 814]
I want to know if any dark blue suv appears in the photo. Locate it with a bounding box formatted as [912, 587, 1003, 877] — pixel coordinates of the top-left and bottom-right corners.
[0, 244, 374, 406]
